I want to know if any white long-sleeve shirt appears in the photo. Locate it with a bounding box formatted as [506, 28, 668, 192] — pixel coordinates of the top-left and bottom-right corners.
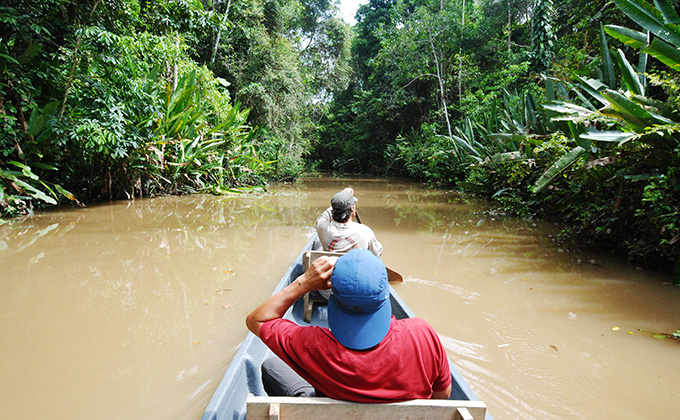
[315, 207, 383, 257]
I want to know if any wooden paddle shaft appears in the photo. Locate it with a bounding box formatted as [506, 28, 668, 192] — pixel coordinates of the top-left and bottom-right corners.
[354, 208, 362, 224]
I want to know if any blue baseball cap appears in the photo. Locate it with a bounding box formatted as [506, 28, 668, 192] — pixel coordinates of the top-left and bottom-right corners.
[328, 249, 391, 350]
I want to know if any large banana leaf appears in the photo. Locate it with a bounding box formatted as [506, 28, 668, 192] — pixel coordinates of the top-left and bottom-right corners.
[488, 151, 527, 163]
[600, 23, 617, 88]
[643, 37, 680, 70]
[611, 0, 680, 47]
[449, 134, 484, 161]
[574, 75, 608, 106]
[580, 131, 637, 143]
[616, 49, 644, 95]
[601, 90, 671, 128]
[604, 25, 648, 49]
[631, 93, 673, 117]
[654, 0, 680, 25]
[488, 133, 532, 142]
[637, 41, 648, 92]
[525, 91, 541, 134]
[533, 146, 588, 193]
[568, 121, 592, 150]
[543, 101, 595, 119]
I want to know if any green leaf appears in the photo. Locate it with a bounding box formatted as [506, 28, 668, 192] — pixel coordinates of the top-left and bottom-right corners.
[638, 41, 649, 92]
[654, 0, 680, 25]
[544, 76, 556, 101]
[18, 43, 42, 65]
[27, 107, 45, 136]
[13, 179, 57, 205]
[55, 184, 79, 203]
[611, 0, 680, 47]
[489, 151, 526, 162]
[580, 131, 637, 143]
[489, 133, 530, 142]
[604, 25, 649, 49]
[526, 91, 542, 133]
[616, 50, 645, 95]
[574, 76, 609, 106]
[642, 37, 680, 70]
[600, 23, 617, 88]
[450, 134, 482, 159]
[602, 90, 654, 127]
[533, 147, 588, 193]
[544, 101, 595, 119]
[568, 121, 592, 149]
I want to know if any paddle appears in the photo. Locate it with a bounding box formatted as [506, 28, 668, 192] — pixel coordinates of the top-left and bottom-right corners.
[354, 208, 403, 283]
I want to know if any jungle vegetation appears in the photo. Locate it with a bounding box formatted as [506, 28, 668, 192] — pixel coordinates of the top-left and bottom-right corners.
[1, 0, 678, 276]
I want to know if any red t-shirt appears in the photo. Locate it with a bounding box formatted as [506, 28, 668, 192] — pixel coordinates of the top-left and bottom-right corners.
[260, 316, 451, 403]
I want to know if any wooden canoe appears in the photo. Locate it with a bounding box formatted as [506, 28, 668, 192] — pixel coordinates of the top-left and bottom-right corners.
[201, 237, 492, 420]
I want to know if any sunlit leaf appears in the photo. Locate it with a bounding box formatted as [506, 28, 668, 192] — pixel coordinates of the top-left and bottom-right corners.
[533, 147, 588, 193]
[604, 25, 648, 50]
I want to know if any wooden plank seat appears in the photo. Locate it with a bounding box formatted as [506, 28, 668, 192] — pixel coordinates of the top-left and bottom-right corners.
[301, 250, 346, 322]
[246, 395, 487, 420]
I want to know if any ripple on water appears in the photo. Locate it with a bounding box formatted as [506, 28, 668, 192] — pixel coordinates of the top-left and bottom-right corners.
[404, 277, 481, 302]
[471, 310, 606, 419]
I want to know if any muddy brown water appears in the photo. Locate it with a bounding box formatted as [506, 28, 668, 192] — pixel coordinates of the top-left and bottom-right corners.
[1, 176, 678, 419]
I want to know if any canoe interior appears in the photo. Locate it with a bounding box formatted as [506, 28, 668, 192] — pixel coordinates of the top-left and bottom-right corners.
[201, 237, 492, 420]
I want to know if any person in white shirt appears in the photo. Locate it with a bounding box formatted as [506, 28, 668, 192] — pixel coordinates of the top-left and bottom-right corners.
[315, 188, 383, 257]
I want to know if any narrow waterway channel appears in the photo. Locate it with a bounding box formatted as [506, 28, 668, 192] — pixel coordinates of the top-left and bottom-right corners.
[1, 176, 678, 419]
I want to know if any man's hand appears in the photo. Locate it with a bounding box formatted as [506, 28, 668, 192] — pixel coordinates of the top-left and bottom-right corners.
[246, 256, 337, 338]
[297, 256, 337, 293]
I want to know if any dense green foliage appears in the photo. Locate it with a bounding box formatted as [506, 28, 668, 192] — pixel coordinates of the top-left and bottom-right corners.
[0, 0, 350, 216]
[315, 0, 679, 273]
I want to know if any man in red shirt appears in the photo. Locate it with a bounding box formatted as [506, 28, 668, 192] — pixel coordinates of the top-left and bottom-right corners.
[245, 248, 452, 402]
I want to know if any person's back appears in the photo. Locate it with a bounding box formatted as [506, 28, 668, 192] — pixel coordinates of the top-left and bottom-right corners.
[260, 316, 450, 402]
[316, 188, 383, 256]
[246, 249, 452, 402]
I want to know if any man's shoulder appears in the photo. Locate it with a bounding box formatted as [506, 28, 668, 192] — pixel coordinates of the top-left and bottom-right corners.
[394, 317, 438, 336]
[396, 317, 432, 330]
[396, 317, 430, 327]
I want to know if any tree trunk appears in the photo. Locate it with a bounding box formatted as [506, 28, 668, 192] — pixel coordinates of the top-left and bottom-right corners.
[458, 0, 465, 100]
[211, 0, 232, 64]
[428, 27, 454, 147]
[508, 1, 512, 52]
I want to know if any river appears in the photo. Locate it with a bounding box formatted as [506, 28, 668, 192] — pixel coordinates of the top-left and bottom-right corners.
[1, 176, 678, 419]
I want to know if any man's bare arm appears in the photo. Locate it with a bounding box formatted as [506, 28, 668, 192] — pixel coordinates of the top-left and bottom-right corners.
[431, 383, 452, 399]
[245, 256, 336, 338]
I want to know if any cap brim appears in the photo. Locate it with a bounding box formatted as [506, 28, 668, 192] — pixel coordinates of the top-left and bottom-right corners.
[328, 294, 391, 350]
